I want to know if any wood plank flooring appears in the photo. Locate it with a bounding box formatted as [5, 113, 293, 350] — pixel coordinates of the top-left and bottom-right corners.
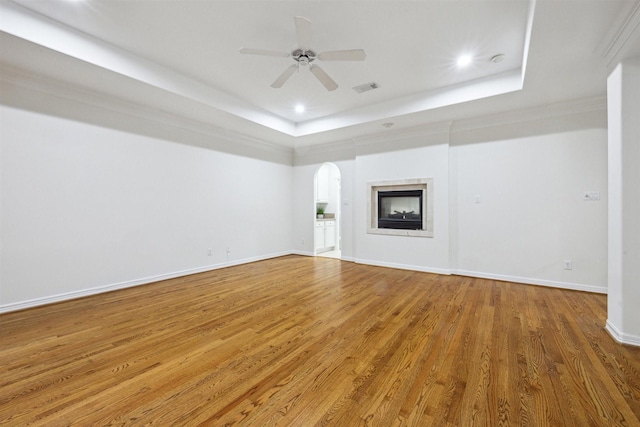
[1, 255, 639, 426]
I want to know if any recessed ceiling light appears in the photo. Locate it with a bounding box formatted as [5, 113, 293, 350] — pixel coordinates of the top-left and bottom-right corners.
[295, 105, 305, 113]
[382, 122, 394, 128]
[457, 54, 472, 67]
[490, 54, 506, 63]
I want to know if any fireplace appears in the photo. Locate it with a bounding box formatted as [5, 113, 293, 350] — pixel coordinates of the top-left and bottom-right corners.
[367, 178, 433, 238]
[377, 190, 423, 230]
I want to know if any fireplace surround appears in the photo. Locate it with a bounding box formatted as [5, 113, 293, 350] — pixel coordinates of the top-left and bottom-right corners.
[367, 178, 433, 237]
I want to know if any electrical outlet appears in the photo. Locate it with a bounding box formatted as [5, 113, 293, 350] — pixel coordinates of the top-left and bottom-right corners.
[563, 260, 573, 270]
[301, 239, 305, 245]
[226, 246, 231, 253]
[207, 248, 212, 256]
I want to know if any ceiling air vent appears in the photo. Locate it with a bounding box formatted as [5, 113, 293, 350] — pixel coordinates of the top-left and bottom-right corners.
[353, 82, 379, 94]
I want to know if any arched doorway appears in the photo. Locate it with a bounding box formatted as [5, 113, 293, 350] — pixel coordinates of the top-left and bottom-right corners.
[314, 163, 341, 259]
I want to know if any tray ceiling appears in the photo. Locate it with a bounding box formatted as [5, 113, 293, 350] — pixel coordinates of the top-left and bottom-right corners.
[1, 0, 639, 148]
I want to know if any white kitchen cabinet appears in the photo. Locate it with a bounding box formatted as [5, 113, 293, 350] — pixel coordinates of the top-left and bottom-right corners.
[325, 221, 336, 248]
[315, 221, 326, 250]
[315, 220, 336, 252]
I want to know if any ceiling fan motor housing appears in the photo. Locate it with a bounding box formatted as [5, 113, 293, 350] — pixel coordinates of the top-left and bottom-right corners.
[292, 49, 317, 66]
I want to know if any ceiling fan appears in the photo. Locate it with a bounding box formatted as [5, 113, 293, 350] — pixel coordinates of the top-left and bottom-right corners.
[239, 16, 366, 91]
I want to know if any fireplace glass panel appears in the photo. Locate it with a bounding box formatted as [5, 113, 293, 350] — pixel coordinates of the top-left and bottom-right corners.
[378, 190, 423, 230]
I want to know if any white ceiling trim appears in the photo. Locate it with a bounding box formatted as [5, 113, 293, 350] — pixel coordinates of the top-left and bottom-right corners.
[0, 0, 535, 140]
[293, 95, 607, 163]
[450, 96, 607, 134]
[2, 53, 603, 167]
[520, 0, 537, 85]
[353, 121, 453, 148]
[597, 0, 640, 68]
[296, 69, 523, 137]
[0, 64, 293, 160]
[0, 1, 294, 135]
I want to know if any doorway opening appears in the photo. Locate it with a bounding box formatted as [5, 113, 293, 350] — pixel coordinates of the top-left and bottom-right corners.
[314, 163, 341, 259]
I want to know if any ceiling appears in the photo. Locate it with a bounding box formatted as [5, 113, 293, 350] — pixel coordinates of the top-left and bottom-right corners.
[1, 0, 640, 149]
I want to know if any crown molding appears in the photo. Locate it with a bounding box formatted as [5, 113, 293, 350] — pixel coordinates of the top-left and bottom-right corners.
[352, 121, 453, 151]
[293, 96, 606, 162]
[451, 96, 607, 134]
[294, 139, 355, 158]
[293, 119, 454, 163]
[0, 64, 293, 161]
[597, 0, 640, 68]
[0, 1, 295, 137]
[1, 63, 607, 166]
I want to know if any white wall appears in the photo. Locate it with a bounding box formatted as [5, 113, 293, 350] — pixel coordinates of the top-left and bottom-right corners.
[293, 110, 608, 292]
[293, 159, 355, 259]
[607, 59, 640, 345]
[0, 104, 293, 311]
[1, 75, 609, 312]
[326, 163, 340, 219]
[294, 127, 452, 273]
[354, 139, 450, 273]
[292, 163, 316, 256]
[337, 160, 355, 260]
[453, 128, 608, 292]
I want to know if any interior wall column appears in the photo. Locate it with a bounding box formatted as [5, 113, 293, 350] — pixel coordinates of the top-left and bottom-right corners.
[606, 57, 640, 346]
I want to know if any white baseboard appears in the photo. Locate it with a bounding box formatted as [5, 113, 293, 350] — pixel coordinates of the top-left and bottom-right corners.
[290, 251, 355, 262]
[606, 320, 640, 347]
[354, 258, 451, 275]
[452, 269, 608, 294]
[0, 251, 292, 314]
[290, 250, 315, 257]
[1, 254, 610, 314]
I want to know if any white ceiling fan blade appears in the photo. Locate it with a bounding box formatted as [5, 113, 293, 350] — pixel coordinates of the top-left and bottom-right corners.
[318, 49, 366, 61]
[295, 16, 312, 51]
[239, 47, 289, 58]
[271, 64, 298, 88]
[310, 64, 338, 91]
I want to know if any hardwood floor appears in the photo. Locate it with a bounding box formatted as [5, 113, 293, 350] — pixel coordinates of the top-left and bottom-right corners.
[1, 255, 639, 426]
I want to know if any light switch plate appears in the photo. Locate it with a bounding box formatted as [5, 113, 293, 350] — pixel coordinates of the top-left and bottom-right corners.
[583, 191, 600, 201]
